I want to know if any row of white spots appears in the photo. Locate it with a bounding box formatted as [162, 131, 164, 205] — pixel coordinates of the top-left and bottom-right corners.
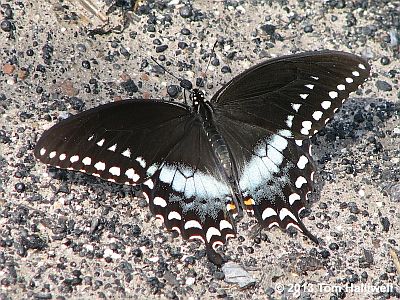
[39, 147, 141, 183]
[239, 130, 292, 191]
[261, 207, 298, 223]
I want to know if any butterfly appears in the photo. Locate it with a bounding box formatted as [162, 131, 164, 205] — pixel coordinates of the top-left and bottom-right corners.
[34, 50, 370, 265]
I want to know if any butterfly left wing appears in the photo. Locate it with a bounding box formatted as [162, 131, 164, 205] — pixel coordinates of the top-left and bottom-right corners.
[211, 51, 370, 241]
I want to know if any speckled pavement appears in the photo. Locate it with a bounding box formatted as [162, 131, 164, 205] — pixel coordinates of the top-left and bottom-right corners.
[0, 1, 399, 299]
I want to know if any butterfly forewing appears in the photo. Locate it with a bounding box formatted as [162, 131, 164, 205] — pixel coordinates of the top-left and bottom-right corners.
[212, 51, 370, 139]
[35, 100, 192, 185]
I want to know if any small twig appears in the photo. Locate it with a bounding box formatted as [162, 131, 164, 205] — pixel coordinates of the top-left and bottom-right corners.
[77, 0, 108, 23]
[389, 247, 400, 274]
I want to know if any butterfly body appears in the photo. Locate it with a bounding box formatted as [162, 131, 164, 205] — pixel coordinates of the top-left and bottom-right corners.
[34, 51, 370, 264]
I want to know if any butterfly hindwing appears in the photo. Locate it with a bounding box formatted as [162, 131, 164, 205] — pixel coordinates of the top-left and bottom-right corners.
[141, 120, 236, 264]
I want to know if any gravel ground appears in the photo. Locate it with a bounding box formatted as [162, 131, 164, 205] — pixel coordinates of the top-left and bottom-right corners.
[0, 0, 399, 299]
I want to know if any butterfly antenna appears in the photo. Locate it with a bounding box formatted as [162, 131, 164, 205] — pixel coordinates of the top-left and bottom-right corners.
[198, 40, 218, 88]
[151, 56, 182, 83]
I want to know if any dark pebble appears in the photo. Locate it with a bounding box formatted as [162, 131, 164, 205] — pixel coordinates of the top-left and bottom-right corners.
[380, 216, 390, 232]
[180, 79, 193, 90]
[221, 66, 231, 73]
[167, 85, 180, 98]
[211, 58, 220, 66]
[120, 79, 138, 94]
[329, 243, 339, 251]
[178, 41, 188, 49]
[179, 6, 193, 18]
[260, 24, 276, 35]
[156, 45, 168, 53]
[304, 25, 313, 33]
[0, 19, 13, 32]
[81, 60, 91, 69]
[380, 56, 390, 65]
[14, 182, 26, 193]
[26, 49, 34, 56]
[376, 80, 392, 91]
[320, 249, 331, 258]
[181, 28, 191, 35]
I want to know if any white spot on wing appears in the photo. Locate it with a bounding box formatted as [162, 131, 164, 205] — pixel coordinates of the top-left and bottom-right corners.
[109, 166, 120, 176]
[94, 161, 106, 171]
[295, 139, 303, 146]
[143, 178, 153, 189]
[301, 120, 312, 135]
[40, 148, 46, 156]
[346, 77, 353, 83]
[168, 211, 181, 220]
[97, 139, 105, 146]
[289, 193, 301, 205]
[135, 157, 146, 168]
[126, 168, 140, 181]
[279, 208, 298, 221]
[352, 70, 360, 77]
[358, 63, 366, 70]
[88, 135, 94, 141]
[159, 165, 176, 184]
[286, 115, 294, 128]
[305, 84, 314, 90]
[300, 94, 308, 99]
[59, 154, 66, 160]
[329, 91, 338, 99]
[206, 227, 221, 243]
[184, 220, 202, 229]
[292, 103, 301, 112]
[70, 155, 79, 163]
[82, 157, 91, 165]
[49, 151, 56, 158]
[297, 155, 308, 169]
[337, 84, 345, 91]
[312, 111, 323, 121]
[153, 196, 167, 207]
[295, 176, 307, 188]
[310, 76, 319, 80]
[262, 207, 277, 220]
[122, 148, 131, 158]
[108, 144, 117, 152]
[321, 101, 331, 110]
[220, 220, 233, 230]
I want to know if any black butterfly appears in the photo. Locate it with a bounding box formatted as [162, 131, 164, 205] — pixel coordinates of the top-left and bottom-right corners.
[34, 50, 370, 265]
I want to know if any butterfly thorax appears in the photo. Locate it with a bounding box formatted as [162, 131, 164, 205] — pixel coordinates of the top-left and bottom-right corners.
[191, 89, 238, 193]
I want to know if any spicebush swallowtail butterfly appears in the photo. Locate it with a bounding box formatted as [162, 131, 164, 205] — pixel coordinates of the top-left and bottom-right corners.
[34, 50, 370, 265]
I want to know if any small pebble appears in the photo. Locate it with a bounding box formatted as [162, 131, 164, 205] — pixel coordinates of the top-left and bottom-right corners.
[304, 25, 313, 33]
[156, 45, 168, 53]
[0, 19, 13, 32]
[180, 6, 193, 18]
[376, 80, 392, 92]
